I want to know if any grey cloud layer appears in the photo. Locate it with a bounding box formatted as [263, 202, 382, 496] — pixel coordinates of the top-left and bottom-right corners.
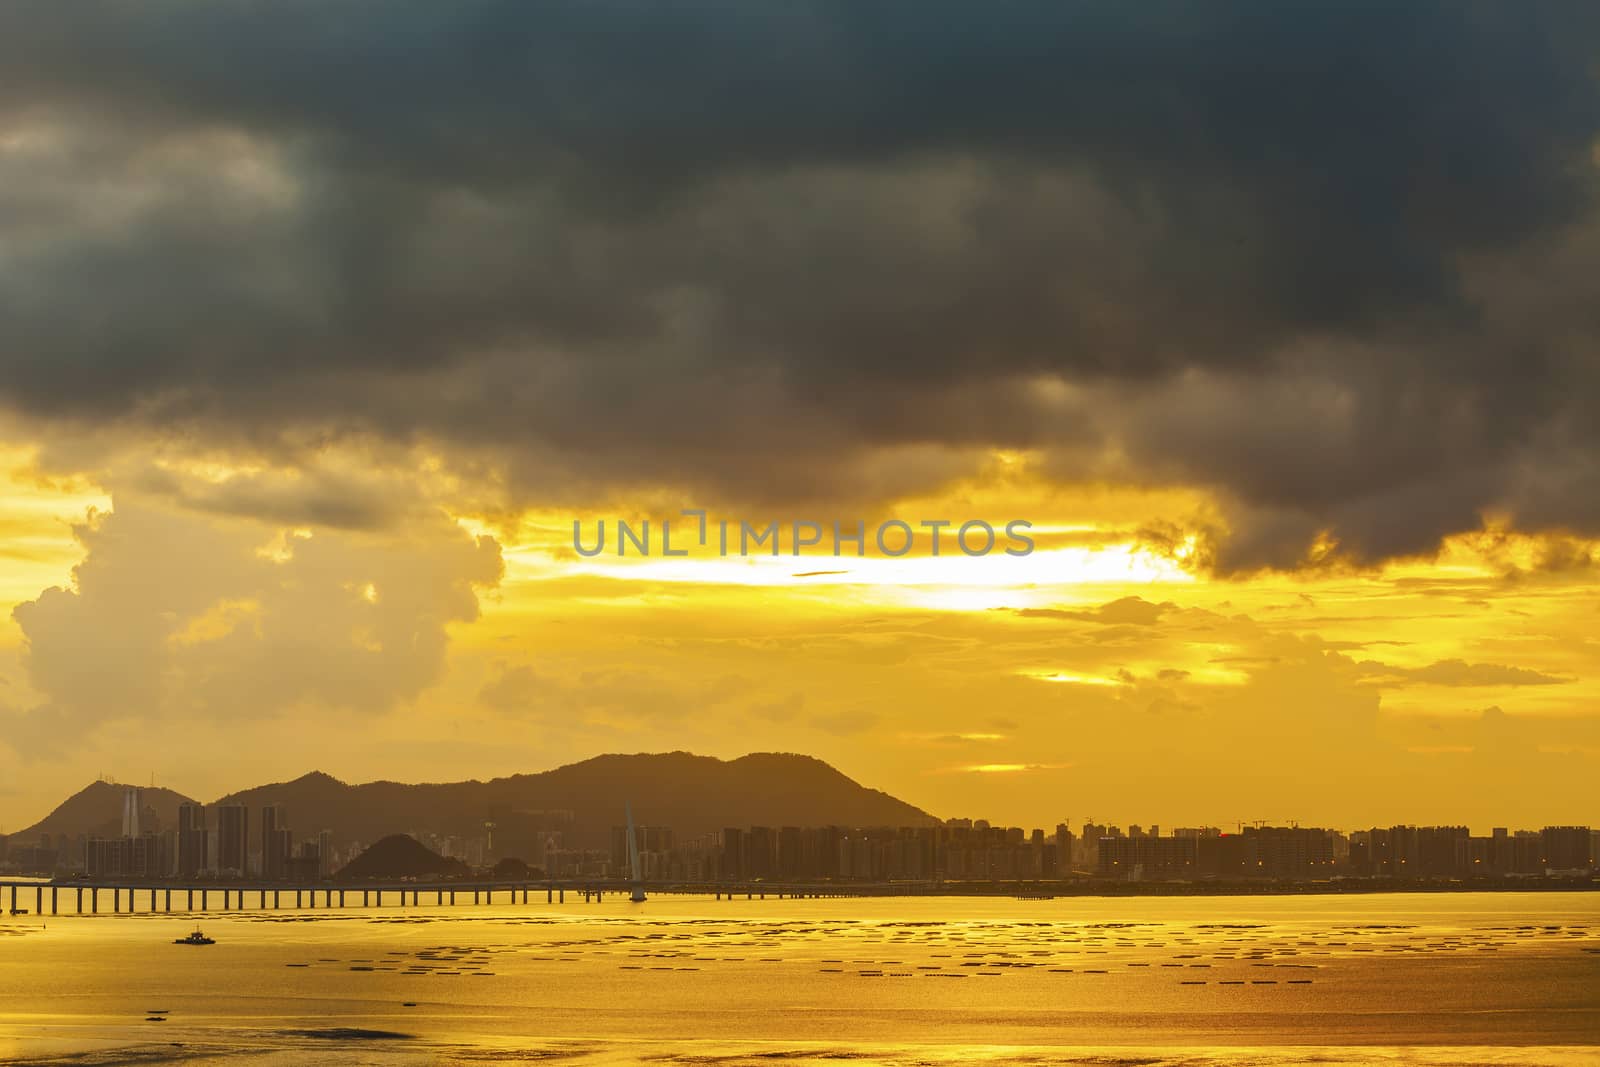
[2, 2, 1598, 565]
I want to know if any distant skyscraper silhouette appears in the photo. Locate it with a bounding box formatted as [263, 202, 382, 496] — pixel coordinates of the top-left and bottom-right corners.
[217, 804, 249, 875]
[262, 804, 288, 879]
[626, 801, 647, 902]
[121, 787, 140, 838]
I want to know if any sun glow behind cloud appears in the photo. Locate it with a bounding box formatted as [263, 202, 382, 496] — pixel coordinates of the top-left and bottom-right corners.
[478, 520, 1195, 615]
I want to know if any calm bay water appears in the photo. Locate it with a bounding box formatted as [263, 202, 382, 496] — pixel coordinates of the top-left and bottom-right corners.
[1, 891, 1596, 1064]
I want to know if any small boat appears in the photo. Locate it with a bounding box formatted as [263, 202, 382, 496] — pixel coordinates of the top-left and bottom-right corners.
[174, 928, 215, 946]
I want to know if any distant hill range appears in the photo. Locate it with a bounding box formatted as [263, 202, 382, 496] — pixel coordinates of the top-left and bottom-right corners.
[12, 752, 936, 853]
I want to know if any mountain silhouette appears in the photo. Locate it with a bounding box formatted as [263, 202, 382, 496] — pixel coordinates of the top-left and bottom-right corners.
[19, 779, 196, 841]
[335, 834, 468, 881]
[17, 752, 936, 852]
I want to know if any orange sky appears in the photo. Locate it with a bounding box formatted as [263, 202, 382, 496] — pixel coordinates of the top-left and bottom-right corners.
[2, 441, 1595, 833]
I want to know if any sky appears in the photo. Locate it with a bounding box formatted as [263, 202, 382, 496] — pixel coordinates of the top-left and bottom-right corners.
[1, 3, 1598, 833]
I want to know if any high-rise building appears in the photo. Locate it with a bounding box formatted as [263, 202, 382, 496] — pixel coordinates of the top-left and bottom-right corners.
[121, 787, 141, 838]
[777, 826, 803, 878]
[86, 831, 169, 879]
[721, 828, 744, 881]
[177, 803, 208, 877]
[1054, 824, 1074, 878]
[745, 826, 774, 879]
[262, 804, 288, 879]
[216, 804, 249, 875]
[1542, 826, 1593, 871]
[1099, 834, 1198, 880]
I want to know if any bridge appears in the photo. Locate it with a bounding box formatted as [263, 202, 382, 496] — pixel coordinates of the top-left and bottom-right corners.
[0, 878, 939, 915]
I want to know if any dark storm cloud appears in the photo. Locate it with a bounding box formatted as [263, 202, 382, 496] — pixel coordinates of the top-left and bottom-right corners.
[1, 2, 1598, 565]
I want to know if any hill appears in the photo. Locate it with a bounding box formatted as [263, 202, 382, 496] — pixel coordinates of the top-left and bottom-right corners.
[18, 753, 937, 854]
[335, 834, 469, 881]
[19, 780, 195, 842]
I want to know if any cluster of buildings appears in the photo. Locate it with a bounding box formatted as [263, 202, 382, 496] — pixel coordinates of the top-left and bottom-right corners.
[602, 820, 1598, 885]
[2, 790, 1596, 886]
[589, 819, 1597, 885]
[0, 789, 344, 881]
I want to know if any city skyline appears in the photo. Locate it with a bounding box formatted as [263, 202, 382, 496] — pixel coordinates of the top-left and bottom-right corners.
[7, 778, 1594, 888]
[5, 757, 1596, 861]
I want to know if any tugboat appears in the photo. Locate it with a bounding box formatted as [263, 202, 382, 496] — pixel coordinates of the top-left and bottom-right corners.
[173, 927, 215, 946]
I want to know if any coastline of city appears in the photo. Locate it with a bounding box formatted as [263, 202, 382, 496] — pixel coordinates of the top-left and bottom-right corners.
[4, 772, 1594, 900]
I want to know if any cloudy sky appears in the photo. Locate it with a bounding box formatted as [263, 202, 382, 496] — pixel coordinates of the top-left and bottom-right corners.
[2, 2, 1598, 832]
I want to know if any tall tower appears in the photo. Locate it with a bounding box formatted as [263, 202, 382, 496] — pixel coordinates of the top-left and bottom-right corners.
[626, 800, 646, 903]
[121, 787, 141, 838]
